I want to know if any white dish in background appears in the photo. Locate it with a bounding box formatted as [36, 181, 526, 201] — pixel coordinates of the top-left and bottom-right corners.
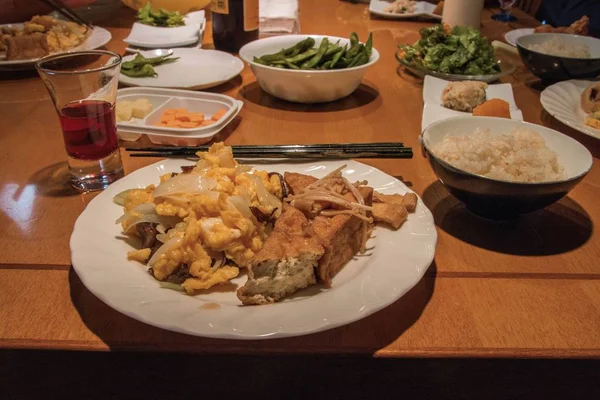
[118, 48, 244, 90]
[0, 25, 111, 70]
[504, 28, 534, 47]
[541, 79, 600, 140]
[421, 75, 523, 131]
[116, 87, 243, 146]
[70, 159, 437, 339]
[369, 0, 441, 20]
[123, 10, 205, 48]
[239, 34, 379, 103]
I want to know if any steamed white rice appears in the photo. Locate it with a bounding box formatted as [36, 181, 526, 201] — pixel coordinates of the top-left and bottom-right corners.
[528, 37, 590, 58]
[432, 128, 565, 183]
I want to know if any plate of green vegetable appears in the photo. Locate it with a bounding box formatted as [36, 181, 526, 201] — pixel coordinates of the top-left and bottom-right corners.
[124, 8, 205, 49]
[119, 48, 244, 90]
[397, 25, 515, 83]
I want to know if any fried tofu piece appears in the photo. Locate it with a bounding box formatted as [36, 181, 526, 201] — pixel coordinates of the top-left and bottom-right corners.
[372, 203, 408, 230]
[312, 213, 366, 285]
[373, 192, 404, 206]
[401, 192, 417, 212]
[284, 172, 318, 195]
[237, 204, 324, 305]
[4, 33, 49, 60]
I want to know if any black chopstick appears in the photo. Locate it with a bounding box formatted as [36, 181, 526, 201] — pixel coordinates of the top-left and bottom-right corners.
[128, 149, 413, 159]
[125, 142, 405, 153]
[39, 0, 92, 29]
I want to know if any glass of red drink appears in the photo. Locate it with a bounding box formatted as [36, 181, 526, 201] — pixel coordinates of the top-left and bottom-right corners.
[36, 50, 124, 191]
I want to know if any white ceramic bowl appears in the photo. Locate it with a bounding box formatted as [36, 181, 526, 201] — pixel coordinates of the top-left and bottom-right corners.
[421, 117, 592, 219]
[239, 34, 380, 103]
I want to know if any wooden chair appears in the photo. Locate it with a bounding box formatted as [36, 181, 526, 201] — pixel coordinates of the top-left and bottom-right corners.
[516, 0, 542, 17]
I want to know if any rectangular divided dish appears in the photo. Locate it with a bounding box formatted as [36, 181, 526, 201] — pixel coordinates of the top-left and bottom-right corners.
[116, 87, 243, 146]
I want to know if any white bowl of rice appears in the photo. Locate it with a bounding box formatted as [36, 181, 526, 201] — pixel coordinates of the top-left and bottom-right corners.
[516, 33, 600, 82]
[421, 116, 592, 219]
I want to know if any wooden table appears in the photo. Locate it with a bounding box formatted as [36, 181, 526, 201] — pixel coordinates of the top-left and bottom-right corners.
[1, 1, 599, 397]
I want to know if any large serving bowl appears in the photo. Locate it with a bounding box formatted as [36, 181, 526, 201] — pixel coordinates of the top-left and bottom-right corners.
[239, 35, 379, 103]
[421, 117, 592, 219]
[516, 33, 600, 83]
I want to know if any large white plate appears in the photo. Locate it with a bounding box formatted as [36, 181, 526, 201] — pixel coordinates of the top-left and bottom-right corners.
[369, 0, 441, 20]
[70, 159, 437, 339]
[541, 79, 600, 139]
[124, 10, 206, 48]
[0, 25, 111, 70]
[119, 48, 244, 90]
[422, 75, 524, 131]
[504, 28, 534, 47]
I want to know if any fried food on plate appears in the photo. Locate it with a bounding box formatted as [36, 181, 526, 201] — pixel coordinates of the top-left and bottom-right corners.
[441, 81, 488, 112]
[238, 167, 419, 305]
[581, 82, 600, 114]
[1, 15, 89, 60]
[534, 16, 589, 36]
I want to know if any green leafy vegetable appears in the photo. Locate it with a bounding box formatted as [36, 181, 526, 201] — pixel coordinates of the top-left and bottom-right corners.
[120, 53, 179, 78]
[137, 2, 185, 27]
[398, 24, 500, 75]
[255, 32, 373, 70]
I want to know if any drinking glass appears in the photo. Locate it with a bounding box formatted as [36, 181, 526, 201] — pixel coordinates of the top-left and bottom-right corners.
[36, 50, 124, 192]
[492, 0, 518, 22]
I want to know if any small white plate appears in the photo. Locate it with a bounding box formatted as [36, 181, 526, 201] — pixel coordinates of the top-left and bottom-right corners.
[541, 79, 600, 139]
[70, 160, 437, 339]
[422, 75, 524, 131]
[0, 25, 111, 70]
[119, 48, 244, 90]
[369, 0, 441, 20]
[504, 28, 534, 47]
[124, 10, 206, 49]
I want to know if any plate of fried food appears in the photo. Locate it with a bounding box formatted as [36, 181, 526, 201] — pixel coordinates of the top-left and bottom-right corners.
[0, 15, 111, 69]
[369, 0, 442, 20]
[541, 79, 600, 139]
[70, 143, 437, 339]
[422, 75, 523, 130]
[504, 15, 589, 47]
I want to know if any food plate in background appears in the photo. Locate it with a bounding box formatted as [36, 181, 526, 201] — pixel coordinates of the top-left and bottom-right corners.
[369, 0, 442, 20]
[70, 160, 437, 339]
[422, 75, 523, 131]
[504, 28, 534, 47]
[116, 87, 243, 146]
[397, 50, 516, 83]
[0, 25, 111, 70]
[541, 79, 600, 139]
[124, 10, 206, 48]
[118, 48, 244, 90]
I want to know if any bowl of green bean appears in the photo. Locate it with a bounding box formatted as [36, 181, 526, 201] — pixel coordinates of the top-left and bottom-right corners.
[239, 33, 379, 103]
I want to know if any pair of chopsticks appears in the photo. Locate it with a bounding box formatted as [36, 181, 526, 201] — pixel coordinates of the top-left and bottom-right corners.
[39, 0, 92, 29]
[126, 143, 413, 159]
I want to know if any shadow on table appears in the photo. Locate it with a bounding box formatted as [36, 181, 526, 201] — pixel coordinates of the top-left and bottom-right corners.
[239, 81, 380, 112]
[203, 75, 244, 95]
[28, 162, 80, 197]
[68, 260, 435, 352]
[422, 181, 592, 256]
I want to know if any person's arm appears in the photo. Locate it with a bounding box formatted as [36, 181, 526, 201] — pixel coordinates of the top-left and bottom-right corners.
[0, 0, 96, 24]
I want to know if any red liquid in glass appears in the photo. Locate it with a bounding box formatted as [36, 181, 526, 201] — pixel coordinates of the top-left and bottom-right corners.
[59, 100, 118, 160]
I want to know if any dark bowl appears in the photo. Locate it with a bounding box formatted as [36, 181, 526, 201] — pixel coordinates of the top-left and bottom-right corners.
[516, 33, 600, 83]
[421, 117, 593, 220]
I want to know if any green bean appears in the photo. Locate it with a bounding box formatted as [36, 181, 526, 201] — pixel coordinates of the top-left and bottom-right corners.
[284, 59, 300, 69]
[348, 48, 366, 68]
[253, 56, 268, 65]
[300, 37, 329, 69]
[350, 32, 359, 47]
[284, 49, 318, 64]
[330, 45, 346, 68]
[365, 32, 373, 56]
[318, 61, 333, 70]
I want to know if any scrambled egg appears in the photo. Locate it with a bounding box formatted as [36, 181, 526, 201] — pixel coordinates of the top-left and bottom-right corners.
[121, 143, 282, 294]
